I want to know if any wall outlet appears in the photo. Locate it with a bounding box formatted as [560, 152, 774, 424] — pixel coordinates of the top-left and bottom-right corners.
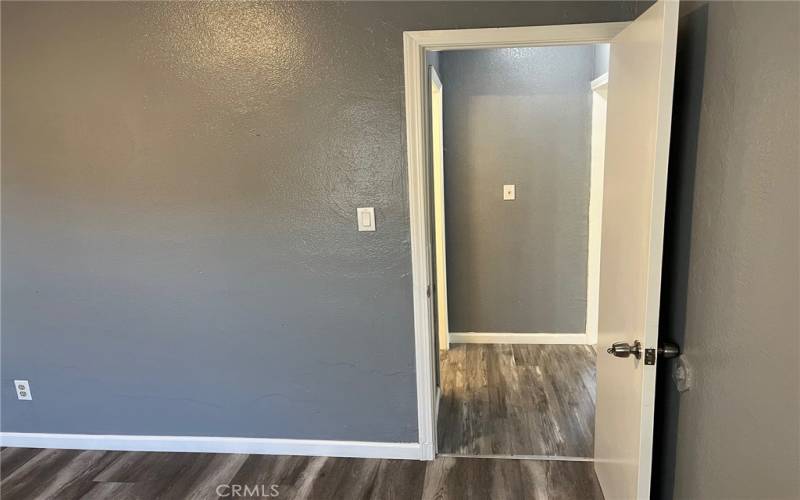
[357, 207, 376, 232]
[14, 379, 32, 400]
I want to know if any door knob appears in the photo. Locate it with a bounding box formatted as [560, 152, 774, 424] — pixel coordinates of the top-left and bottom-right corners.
[607, 340, 681, 364]
[657, 342, 680, 359]
[607, 340, 642, 359]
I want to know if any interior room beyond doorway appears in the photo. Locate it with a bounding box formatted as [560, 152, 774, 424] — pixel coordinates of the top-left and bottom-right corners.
[430, 43, 610, 459]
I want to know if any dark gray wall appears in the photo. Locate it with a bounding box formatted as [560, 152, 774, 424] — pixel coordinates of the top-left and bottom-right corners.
[1, 1, 642, 441]
[440, 47, 594, 333]
[656, 2, 799, 498]
[426, 51, 441, 74]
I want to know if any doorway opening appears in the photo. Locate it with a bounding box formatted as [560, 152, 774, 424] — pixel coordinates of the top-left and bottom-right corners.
[428, 43, 610, 459]
[404, 4, 679, 498]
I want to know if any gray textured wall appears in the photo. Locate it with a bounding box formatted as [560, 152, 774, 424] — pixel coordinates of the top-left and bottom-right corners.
[440, 47, 594, 333]
[593, 44, 610, 78]
[1, 2, 640, 441]
[659, 2, 799, 498]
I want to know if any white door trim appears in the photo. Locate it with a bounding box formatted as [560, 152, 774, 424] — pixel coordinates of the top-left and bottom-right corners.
[0, 432, 423, 460]
[591, 72, 609, 90]
[403, 22, 629, 461]
[586, 71, 609, 345]
[430, 66, 450, 352]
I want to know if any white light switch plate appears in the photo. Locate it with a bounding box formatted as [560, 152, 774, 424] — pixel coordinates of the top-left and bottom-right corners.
[503, 184, 516, 200]
[357, 207, 375, 231]
[14, 379, 32, 400]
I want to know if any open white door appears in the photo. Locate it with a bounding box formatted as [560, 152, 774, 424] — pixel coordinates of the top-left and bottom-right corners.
[594, 1, 678, 499]
[430, 67, 449, 351]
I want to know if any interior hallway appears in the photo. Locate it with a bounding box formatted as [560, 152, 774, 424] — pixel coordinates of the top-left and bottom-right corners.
[0, 447, 603, 499]
[437, 344, 596, 457]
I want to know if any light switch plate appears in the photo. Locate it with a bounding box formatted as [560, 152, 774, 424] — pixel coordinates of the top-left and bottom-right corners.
[503, 184, 516, 200]
[357, 207, 375, 231]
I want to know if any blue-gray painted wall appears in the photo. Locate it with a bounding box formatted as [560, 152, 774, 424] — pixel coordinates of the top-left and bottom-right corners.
[655, 2, 799, 499]
[440, 46, 595, 333]
[1, 2, 640, 441]
[593, 44, 610, 78]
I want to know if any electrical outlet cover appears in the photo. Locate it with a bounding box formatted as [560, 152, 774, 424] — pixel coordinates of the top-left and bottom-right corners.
[14, 379, 32, 400]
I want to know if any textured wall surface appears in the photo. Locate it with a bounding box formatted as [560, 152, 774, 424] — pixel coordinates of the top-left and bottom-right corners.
[1, 1, 640, 441]
[440, 47, 594, 333]
[661, 2, 799, 498]
[593, 44, 610, 78]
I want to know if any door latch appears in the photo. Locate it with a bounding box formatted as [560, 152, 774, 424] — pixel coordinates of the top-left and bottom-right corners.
[607, 340, 680, 365]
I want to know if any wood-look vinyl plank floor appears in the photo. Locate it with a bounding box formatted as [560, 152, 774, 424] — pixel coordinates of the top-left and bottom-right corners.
[437, 344, 597, 457]
[0, 447, 604, 499]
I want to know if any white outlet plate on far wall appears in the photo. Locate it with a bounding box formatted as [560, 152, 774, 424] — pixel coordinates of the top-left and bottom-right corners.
[503, 184, 516, 200]
[357, 207, 376, 231]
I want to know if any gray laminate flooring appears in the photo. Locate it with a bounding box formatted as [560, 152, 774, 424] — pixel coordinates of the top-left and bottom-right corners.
[437, 344, 596, 457]
[0, 447, 604, 499]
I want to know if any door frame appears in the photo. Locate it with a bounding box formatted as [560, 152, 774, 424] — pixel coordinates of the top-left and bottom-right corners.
[428, 65, 450, 353]
[587, 72, 609, 346]
[403, 22, 630, 460]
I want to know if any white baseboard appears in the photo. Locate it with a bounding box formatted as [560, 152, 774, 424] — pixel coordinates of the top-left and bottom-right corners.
[0, 432, 423, 460]
[449, 332, 591, 345]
